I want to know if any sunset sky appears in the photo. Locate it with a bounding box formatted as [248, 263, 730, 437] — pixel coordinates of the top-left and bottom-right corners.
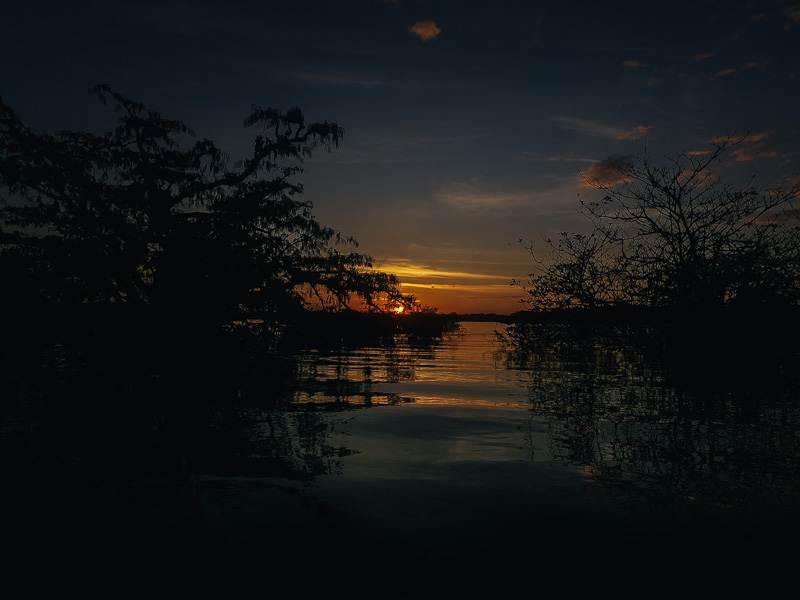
[3, 0, 799, 314]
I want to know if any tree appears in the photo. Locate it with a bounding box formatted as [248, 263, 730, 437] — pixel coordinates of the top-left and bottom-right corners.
[518, 137, 800, 317]
[0, 85, 400, 338]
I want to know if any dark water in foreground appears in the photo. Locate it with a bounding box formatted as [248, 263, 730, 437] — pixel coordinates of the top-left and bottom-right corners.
[5, 321, 800, 594]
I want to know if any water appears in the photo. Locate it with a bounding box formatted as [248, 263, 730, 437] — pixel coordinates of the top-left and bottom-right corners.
[7, 321, 800, 593]
[185, 321, 800, 593]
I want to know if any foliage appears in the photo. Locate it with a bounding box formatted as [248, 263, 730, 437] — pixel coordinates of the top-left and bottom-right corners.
[0, 85, 400, 336]
[517, 137, 800, 315]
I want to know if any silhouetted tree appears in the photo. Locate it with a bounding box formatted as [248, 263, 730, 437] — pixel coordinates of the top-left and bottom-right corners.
[0, 86, 400, 340]
[518, 137, 800, 316]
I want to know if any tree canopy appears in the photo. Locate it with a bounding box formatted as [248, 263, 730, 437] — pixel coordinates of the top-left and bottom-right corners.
[518, 138, 800, 318]
[0, 85, 402, 337]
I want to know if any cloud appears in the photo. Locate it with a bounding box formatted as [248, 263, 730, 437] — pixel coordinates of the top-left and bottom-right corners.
[551, 116, 620, 137]
[753, 213, 791, 225]
[731, 131, 780, 162]
[434, 178, 585, 217]
[704, 131, 788, 163]
[618, 125, 651, 140]
[715, 68, 736, 77]
[623, 60, 646, 68]
[692, 52, 714, 61]
[551, 116, 651, 140]
[435, 179, 534, 214]
[732, 147, 778, 162]
[291, 70, 388, 88]
[378, 261, 509, 282]
[515, 151, 596, 164]
[320, 132, 486, 164]
[580, 156, 636, 188]
[742, 131, 773, 143]
[133, 2, 293, 41]
[410, 21, 441, 41]
[708, 131, 771, 145]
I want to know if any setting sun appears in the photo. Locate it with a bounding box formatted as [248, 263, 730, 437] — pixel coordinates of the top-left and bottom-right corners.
[393, 305, 405, 314]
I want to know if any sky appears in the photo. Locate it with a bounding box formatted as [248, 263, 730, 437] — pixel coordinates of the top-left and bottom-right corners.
[3, 0, 800, 314]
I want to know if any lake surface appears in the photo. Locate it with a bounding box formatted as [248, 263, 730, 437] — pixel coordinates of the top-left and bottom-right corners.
[6, 320, 800, 594]
[185, 321, 800, 594]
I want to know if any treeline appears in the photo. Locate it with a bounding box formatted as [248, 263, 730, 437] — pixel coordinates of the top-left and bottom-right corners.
[510, 137, 800, 357]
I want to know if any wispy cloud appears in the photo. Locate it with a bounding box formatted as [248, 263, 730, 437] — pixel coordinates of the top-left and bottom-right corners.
[401, 281, 521, 296]
[319, 132, 486, 164]
[435, 179, 536, 214]
[515, 152, 596, 164]
[623, 60, 646, 68]
[785, 7, 800, 25]
[434, 178, 585, 217]
[551, 116, 651, 140]
[290, 69, 390, 88]
[580, 156, 635, 188]
[377, 260, 510, 282]
[730, 131, 780, 162]
[133, 3, 281, 39]
[619, 125, 651, 140]
[410, 21, 441, 41]
[696, 131, 786, 163]
[692, 52, 714, 61]
[399, 243, 532, 270]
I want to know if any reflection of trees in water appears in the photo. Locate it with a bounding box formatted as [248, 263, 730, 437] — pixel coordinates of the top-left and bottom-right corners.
[203, 334, 448, 481]
[2, 328, 437, 498]
[515, 338, 800, 511]
[2, 352, 399, 574]
[293, 333, 441, 390]
[190, 335, 443, 479]
[195, 407, 356, 480]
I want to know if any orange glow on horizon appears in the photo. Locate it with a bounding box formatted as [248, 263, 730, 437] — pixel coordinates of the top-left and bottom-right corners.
[399, 282, 522, 315]
[377, 262, 510, 282]
[368, 260, 525, 315]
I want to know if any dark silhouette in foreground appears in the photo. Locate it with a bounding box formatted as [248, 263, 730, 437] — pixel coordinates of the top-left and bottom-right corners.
[0, 85, 460, 382]
[0, 87, 463, 590]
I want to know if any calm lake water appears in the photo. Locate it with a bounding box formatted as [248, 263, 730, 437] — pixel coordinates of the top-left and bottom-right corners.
[7, 320, 800, 594]
[184, 321, 800, 593]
